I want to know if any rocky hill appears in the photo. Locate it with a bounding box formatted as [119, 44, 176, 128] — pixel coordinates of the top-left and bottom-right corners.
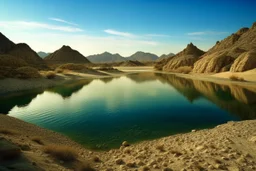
[127, 51, 158, 62]
[193, 22, 256, 73]
[0, 33, 47, 69]
[44, 45, 90, 64]
[87, 52, 126, 63]
[156, 43, 204, 71]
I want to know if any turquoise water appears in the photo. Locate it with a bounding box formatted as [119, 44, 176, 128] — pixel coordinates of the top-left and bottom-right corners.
[1, 73, 256, 150]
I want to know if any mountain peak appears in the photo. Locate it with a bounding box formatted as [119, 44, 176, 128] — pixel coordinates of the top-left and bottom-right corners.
[60, 45, 72, 50]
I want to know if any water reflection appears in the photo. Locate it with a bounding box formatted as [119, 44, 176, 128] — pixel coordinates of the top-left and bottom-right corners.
[1, 73, 256, 150]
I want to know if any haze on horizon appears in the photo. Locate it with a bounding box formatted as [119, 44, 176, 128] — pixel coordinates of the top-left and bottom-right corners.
[0, 0, 255, 57]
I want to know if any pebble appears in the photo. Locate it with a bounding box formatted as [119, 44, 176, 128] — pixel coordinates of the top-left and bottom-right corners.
[122, 141, 130, 147]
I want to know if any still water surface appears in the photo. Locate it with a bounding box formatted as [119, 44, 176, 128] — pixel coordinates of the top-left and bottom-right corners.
[1, 73, 256, 150]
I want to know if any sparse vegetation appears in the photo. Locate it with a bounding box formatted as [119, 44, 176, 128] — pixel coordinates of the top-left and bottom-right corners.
[45, 71, 56, 79]
[15, 67, 41, 79]
[44, 145, 78, 162]
[31, 137, 44, 145]
[229, 75, 245, 81]
[96, 67, 116, 71]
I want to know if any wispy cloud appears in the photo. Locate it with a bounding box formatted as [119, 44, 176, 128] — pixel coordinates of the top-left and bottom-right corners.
[104, 29, 136, 38]
[0, 21, 83, 32]
[49, 18, 78, 26]
[187, 31, 229, 36]
[145, 34, 172, 38]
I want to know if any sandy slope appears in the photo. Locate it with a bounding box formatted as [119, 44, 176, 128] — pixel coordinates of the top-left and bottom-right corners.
[212, 69, 256, 82]
[0, 114, 256, 171]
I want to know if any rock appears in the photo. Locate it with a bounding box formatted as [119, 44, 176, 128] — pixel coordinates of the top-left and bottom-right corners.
[248, 136, 256, 143]
[141, 166, 150, 171]
[115, 158, 124, 165]
[126, 161, 136, 168]
[191, 129, 197, 132]
[163, 168, 173, 171]
[230, 50, 256, 72]
[193, 51, 234, 73]
[0, 138, 21, 160]
[122, 141, 130, 147]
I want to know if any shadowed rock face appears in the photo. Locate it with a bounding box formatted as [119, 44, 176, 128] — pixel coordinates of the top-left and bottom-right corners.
[193, 22, 256, 73]
[0, 33, 47, 69]
[157, 43, 205, 71]
[0, 32, 15, 54]
[45, 45, 90, 64]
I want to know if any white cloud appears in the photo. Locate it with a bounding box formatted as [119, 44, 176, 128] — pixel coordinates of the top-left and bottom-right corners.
[145, 34, 172, 38]
[187, 31, 228, 36]
[0, 21, 83, 32]
[49, 18, 78, 26]
[104, 29, 135, 38]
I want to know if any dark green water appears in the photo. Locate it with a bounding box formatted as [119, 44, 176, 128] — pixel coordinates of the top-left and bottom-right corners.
[1, 73, 256, 150]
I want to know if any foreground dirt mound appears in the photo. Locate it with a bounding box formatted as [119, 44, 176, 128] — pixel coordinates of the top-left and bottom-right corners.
[45, 45, 90, 64]
[193, 22, 256, 73]
[161, 43, 205, 71]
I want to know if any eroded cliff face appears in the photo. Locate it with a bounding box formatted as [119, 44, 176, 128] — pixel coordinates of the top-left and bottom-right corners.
[193, 22, 256, 73]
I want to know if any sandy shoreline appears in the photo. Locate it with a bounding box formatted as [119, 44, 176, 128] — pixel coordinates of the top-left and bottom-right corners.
[1, 67, 256, 95]
[1, 114, 256, 170]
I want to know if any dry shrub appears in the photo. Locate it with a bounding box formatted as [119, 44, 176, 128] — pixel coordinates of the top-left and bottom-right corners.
[57, 63, 88, 71]
[0, 129, 17, 135]
[55, 68, 64, 73]
[15, 66, 41, 79]
[229, 75, 245, 81]
[75, 162, 95, 171]
[45, 71, 56, 79]
[44, 145, 78, 162]
[174, 66, 192, 74]
[31, 137, 44, 145]
[97, 67, 115, 71]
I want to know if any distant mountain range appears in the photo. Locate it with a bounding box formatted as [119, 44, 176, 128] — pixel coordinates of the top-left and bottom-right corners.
[37, 51, 50, 58]
[86, 51, 160, 63]
[87, 52, 126, 63]
[157, 53, 175, 61]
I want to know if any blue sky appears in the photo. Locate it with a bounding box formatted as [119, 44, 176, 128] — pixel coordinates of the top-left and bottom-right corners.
[0, 0, 255, 56]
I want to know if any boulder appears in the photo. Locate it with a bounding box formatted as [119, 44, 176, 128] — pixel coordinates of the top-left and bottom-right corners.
[230, 50, 256, 72]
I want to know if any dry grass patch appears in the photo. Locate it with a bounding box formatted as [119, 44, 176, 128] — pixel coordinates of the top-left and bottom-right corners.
[55, 68, 64, 73]
[45, 71, 56, 79]
[229, 75, 245, 82]
[31, 136, 44, 145]
[44, 145, 78, 162]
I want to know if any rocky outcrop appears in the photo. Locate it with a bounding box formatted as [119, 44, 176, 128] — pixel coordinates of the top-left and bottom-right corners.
[193, 52, 234, 73]
[193, 22, 256, 73]
[45, 45, 90, 64]
[230, 50, 256, 72]
[162, 43, 205, 71]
